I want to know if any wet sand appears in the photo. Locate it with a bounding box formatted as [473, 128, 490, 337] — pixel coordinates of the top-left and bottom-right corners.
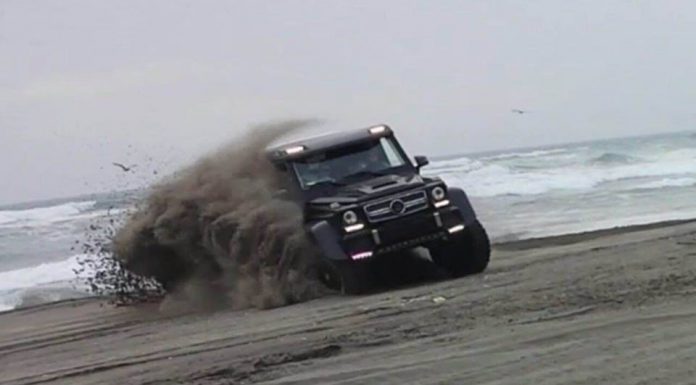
[1, 220, 696, 385]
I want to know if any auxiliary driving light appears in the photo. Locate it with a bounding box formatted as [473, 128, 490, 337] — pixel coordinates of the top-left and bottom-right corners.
[434, 199, 450, 208]
[344, 223, 365, 233]
[447, 224, 465, 234]
[351, 251, 373, 260]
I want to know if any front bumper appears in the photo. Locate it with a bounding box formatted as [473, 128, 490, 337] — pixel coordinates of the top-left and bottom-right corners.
[342, 205, 464, 259]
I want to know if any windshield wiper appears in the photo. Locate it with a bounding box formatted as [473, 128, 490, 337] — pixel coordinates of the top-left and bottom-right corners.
[308, 179, 347, 188]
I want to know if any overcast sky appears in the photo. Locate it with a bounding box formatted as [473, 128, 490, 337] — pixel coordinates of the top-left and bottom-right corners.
[2, 0, 696, 204]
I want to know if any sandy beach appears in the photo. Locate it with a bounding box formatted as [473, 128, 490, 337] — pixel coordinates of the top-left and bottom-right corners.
[1, 220, 695, 385]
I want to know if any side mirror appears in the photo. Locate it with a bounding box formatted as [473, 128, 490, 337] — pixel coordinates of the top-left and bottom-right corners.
[414, 155, 430, 169]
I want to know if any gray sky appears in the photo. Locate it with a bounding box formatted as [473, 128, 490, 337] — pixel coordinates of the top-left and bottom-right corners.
[2, 0, 696, 205]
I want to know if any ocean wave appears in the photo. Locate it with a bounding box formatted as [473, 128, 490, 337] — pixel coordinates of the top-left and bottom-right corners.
[633, 177, 696, 190]
[0, 201, 96, 228]
[589, 152, 640, 165]
[0, 287, 91, 312]
[0, 254, 94, 312]
[0, 254, 91, 291]
[424, 156, 480, 174]
[434, 154, 696, 197]
[660, 148, 696, 161]
[441, 166, 598, 197]
[480, 148, 570, 161]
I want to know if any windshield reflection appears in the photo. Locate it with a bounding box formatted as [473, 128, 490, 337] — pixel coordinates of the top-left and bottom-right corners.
[292, 137, 408, 189]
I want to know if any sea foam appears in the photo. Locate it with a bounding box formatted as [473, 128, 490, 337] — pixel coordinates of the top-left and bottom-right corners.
[0, 201, 96, 228]
[429, 146, 696, 197]
[0, 254, 95, 312]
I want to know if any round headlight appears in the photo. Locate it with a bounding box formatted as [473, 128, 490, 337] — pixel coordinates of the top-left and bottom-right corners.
[431, 186, 446, 201]
[343, 210, 358, 225]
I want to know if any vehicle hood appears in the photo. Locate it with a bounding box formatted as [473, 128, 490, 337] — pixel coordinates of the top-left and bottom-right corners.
[310, 174, 426, 205]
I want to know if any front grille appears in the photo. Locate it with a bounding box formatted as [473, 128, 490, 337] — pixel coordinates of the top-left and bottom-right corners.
[363, 190, 428, 223]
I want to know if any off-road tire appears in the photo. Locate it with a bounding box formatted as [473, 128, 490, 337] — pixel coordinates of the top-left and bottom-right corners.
[430, 220, 490, 277]
[318, 260, 372, 295]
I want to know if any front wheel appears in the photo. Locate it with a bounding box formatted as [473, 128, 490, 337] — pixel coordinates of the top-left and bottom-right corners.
[430, 220, 491, 277]
[317, 260, 372, 295]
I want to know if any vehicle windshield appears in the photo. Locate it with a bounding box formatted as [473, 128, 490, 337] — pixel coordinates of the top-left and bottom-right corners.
[292, 137, 409, 189]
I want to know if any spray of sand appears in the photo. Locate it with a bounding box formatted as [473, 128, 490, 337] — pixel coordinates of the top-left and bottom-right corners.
[111, 120, 325, 310]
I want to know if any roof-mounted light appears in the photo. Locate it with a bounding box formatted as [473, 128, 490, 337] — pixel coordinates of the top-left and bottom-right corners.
[284, 145, 306, 155]
[368, 125, 388, 135]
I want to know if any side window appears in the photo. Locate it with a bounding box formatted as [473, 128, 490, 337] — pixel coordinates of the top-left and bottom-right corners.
[380, 138, 406, 167]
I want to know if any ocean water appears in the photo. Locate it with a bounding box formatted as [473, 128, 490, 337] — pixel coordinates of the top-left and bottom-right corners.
[1, 131, 695, 311]
[428, 131, 696, 241]
[0, 193, 136, 312]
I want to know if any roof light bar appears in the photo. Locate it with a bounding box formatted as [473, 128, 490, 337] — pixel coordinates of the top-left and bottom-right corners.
[284, 145, 306, 155]
[368, 125, 388, 135]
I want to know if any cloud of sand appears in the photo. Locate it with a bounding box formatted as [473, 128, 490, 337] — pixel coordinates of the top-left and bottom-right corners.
[111, 120, 324, 310]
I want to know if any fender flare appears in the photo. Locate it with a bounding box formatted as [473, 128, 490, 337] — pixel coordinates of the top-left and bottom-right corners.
[447, 187, 478, 225]
[307, 220, 350, 261]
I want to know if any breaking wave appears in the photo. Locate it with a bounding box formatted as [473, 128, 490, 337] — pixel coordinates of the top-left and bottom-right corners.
[0, 201, 96, 228]
[429, 147, 696, 198]
[633, 177, 696, 191]
[480, 148, 570, 161]
[589, 152, 640, 165]
[0, 254, 93, 312]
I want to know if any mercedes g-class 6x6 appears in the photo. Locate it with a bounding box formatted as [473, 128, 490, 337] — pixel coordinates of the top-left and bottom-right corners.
[266, 124, 490, 294]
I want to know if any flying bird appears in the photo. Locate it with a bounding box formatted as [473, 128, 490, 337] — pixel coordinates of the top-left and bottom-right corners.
[112, 162, 136, 172]
[511, 109, 528, 114]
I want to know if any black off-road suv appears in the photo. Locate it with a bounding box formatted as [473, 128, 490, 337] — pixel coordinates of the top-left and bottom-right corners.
[267, 125, 490, 294]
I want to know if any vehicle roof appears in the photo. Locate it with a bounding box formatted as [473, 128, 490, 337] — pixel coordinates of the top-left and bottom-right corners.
[265, 124, 393, 162]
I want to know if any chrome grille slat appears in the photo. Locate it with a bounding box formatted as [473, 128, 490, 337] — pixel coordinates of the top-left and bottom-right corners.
[363, 190, 428, 223]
